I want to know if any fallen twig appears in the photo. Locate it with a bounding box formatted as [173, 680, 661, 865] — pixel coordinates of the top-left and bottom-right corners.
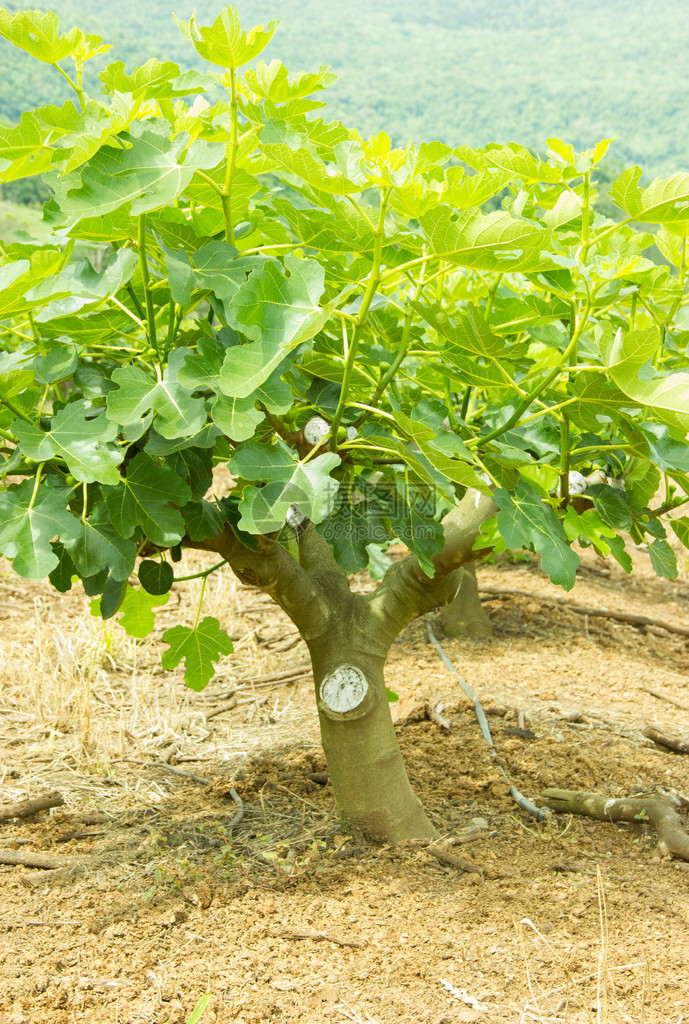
[643, 726, 689, 754]
[19, 867, 84, 887]
[275, 927, 365, 949]
[0, 849, 77, 870]
[154, 763, 212, 786]
[205, 697, 237, 721]
[642, 687, 689, 712]
[537, 787, 689, 860]
[479, 586, 689, 638]
[158, 743, 179, 764]
[0, 791, 64, 821]
[425, 844, 484, 875]
[425, 701, 452, 732]
[0, 919, 80, 928]
[227, 788, 244, 829]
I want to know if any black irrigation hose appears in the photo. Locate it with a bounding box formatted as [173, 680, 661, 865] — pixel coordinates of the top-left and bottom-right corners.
[426, 618, 552, 822]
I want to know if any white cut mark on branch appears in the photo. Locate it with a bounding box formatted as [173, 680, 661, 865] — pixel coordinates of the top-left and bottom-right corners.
[320, 665, 368, 713]
[303, 415, 331, 445]
[286, 503, 306, 528]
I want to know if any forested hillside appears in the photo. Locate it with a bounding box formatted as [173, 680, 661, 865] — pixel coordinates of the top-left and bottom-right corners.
[1, 0, 689, 176]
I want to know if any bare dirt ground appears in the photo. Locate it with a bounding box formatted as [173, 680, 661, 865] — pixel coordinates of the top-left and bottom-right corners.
[1, 548, 689, 1024]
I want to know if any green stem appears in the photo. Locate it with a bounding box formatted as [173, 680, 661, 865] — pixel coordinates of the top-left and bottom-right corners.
[467, 302, 591, 449]
[560, 416, 570, 502]
[174, 559, 228, 583]
[28, 463, 45, 510]
[581, 170, 591, 249]
[559, 306, 579, 501]
[0, 394, 36, 426]
[581, 216, 632, 259]
[194, 575, 208, 629]
[125, 281, 146, 323]
[223, 67, 239, 245]
[330, 189, 391, 447]
[569, 443, 632, 456]
[518, 397, 578, 426]
[641, 495, 689, 519]
[194, 169, 226, 197]
[663, 235, 687, 327]
[165, 299, 180, 354]
[485, 273, 503, 320]
[443, 378, 457, 430]
[353, 266, 426, 428]
[636, 293, 663, 327]
[379, 253, 438, 285]
[680, 235, 687, 288]
[460, 386, 472, 421]
[137, 215, 158, 358]
[345, 195, 376, 233]
[54, 63, 84, 110]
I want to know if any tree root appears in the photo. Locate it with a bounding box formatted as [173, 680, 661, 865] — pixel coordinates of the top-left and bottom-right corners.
[537, 788, 689, 861]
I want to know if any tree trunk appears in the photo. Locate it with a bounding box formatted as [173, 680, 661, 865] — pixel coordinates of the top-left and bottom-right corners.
[191, 488, 498, 843]
[306, 604, 437, 842]
[437, 563, 493, 638]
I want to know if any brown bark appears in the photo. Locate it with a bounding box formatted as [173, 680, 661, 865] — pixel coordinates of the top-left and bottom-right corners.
[0, 791, 64, 821]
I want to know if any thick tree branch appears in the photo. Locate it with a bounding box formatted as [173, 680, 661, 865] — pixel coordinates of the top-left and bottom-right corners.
[186, 526, 333, 640]
[434, 489, 498, 576]
[298, 522, 351, 600]
[367, 488, 497, 636]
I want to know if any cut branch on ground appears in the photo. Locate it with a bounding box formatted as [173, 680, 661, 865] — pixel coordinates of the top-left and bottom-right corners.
[643, 726, 689, 754]
[0, 791, 64, 821]
[537, 788, 689, 861]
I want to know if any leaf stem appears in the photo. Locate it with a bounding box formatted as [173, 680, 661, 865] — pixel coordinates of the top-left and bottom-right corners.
[642, 495, 689, 520]
[0, 394, 36, 426]
[466, 301, 592, 449]
[379, 253, 438, 285]
[222, 66, 239, 245]
[174, 559, 228, 583]
[28, 463, 45, 510]
[330, 189, 391, 446]
[194, 574, 208, 629]
[54, 62, 84, 110]
[460, 386, 472, 421]
[137, 215, 159, 358]
[484, 273, 503, 320]
[124, 281, 146, 324]
[194, 169, 226, 197]
[569, 443, 632, 456]
[353, 261, 426, 428]
[443, 378, 457, 430]
[581, 216, 632, 258]
[345, 195, 376, 233]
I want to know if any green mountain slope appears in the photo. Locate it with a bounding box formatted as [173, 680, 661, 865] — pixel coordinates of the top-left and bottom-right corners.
[1, 0, 688, 176]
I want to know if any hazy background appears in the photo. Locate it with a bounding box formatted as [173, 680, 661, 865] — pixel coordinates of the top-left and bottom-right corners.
[1, 0, 689, 177]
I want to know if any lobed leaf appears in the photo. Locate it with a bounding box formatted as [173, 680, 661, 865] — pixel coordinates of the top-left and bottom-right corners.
[161, 616, 234, 691]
